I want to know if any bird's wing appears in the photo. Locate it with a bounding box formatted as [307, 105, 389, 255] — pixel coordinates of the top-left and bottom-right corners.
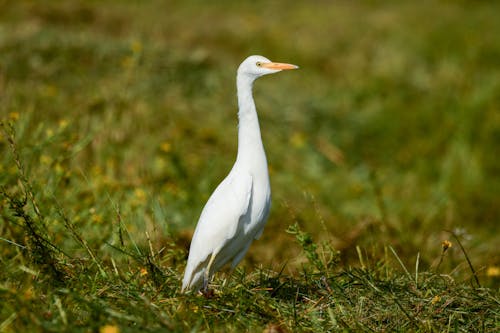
[182, 170, 253, 289]
[195, 171, 253, 247]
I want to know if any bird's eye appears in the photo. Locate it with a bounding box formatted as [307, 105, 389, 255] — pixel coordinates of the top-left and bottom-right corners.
[256, 62, 262, 67]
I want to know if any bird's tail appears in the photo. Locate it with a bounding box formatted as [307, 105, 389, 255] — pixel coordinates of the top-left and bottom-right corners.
[181, 268, 204, 292]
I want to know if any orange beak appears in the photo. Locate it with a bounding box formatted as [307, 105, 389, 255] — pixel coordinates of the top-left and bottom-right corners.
[261, 62, 299, 70]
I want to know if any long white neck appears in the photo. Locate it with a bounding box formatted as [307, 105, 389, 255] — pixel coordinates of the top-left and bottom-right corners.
[235, 73, 267, 167]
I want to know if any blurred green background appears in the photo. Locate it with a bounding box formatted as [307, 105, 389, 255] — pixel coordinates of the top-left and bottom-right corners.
[1, 0, 499, 285]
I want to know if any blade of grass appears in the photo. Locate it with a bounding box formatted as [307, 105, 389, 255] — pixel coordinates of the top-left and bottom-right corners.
[446, 230, 481, 288]
[415, 252, 420, 289]
[389, 245, 412, 280]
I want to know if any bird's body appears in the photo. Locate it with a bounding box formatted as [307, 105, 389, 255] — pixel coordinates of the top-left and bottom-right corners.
[182, 55, 298, 292]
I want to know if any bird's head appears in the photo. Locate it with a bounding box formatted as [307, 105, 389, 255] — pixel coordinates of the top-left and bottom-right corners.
[237, 55, 298, 79]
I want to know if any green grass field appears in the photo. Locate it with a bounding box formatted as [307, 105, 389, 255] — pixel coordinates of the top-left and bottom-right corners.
[1, 1, 499, 331]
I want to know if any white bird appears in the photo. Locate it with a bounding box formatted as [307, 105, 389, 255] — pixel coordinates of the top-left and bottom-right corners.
[181, 55, 298, 292]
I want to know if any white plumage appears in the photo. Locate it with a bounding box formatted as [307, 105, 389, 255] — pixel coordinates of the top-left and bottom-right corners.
[181, 55, 298, 292]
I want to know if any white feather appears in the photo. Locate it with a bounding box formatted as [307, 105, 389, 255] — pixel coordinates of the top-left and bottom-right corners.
[181, 55, 297, 292]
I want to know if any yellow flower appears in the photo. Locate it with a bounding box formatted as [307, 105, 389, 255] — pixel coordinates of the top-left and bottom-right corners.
[9, 112, 19, 121]
[91, 213, 103, 224]
[121, 56, 134, 69]
[40, 155, 53, 165]
[431, 295, 440, 304]
[24, 287, 34, 300]
[486, 266, 500, 277]
[100, 325, 119, 333]
[441, 240, 452, 251]
[140, 268, 148, 276]
[55, 162, 64, 174]
[134, 188, 147, 202]
[131, 40, 142, 54]
[290, 131, 306, 149]
[160, 141, 172, 153]
[58, 119, 69, 129]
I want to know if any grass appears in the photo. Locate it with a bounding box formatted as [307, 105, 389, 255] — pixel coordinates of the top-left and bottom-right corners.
[1, 0, 499, 331]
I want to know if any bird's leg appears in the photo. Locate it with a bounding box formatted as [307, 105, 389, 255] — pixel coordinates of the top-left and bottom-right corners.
[202, 276, 208, 293]
[202, 253, 216, 294]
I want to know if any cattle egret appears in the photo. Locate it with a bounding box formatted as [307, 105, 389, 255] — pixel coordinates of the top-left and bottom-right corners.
[181, 55, 298, 292]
